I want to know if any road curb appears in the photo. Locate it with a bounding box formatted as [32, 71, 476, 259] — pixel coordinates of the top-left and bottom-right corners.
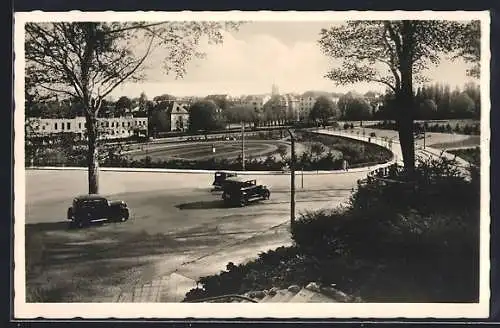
[25, 165, 390, 175]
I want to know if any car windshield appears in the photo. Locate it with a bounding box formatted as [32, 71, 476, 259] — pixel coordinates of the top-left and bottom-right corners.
[243, 180, 256, 187]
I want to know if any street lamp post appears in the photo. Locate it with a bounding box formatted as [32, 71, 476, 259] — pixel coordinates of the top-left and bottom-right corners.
[423, 124, 426, 149]
[241, 121, 245, 170]
[285, 128, 296, 226]
[301, 167, 304, 189]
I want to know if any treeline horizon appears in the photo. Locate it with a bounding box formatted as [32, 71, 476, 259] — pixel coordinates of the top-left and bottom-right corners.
[25, 81, 480, 122]
[375, 82, 480, 120]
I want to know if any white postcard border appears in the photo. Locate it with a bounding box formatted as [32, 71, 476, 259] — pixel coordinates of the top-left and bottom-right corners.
[13, 10, 492, 319]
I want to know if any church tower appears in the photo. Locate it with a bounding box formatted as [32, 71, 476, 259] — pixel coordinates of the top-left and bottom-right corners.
[271, 83, 279, 96]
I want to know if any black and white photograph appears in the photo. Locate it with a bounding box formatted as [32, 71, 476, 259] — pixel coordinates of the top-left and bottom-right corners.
[14, 11, 490, 319]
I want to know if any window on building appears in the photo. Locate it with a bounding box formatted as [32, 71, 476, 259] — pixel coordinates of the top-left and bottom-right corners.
[106, 122, 109, 127]
[61, 123, 65, 130]
[42, 126, 45, 130]
[111, 122, 114, 127]
[67, 122, 71, 130]
[122, 122, 125, 127]
[54, 123, 58, 130]
[128, 122, 131, 127]
[79, 123, 82, 129]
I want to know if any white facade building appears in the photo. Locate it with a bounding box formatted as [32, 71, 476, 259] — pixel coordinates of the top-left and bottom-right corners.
[169, 102, 190, 132]
[297, 96, 316, 120]
[241, 95, 271, 111]
[27, 116, 148, 140]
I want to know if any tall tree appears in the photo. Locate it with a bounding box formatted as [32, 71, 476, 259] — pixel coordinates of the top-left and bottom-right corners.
[153, 94, 177, 103]
[138, 92, 148, 111]
[450, 92, 475, 118]
[115, 96, 132, 115]
[418, 99, 438, 119]
[309, 95, 338, 126]
[189, 100, 225, 132]
[319, 20, 479, 176]
[225, 104, 256, 124]
[345, 97, 372, 121]
[455, 21, 481, 78]
[26, 21, 240, 193]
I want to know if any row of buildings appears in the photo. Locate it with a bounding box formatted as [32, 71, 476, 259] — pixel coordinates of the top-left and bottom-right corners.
[26, 116, 149, 140]
[228, 85, 342, 121]
[26, 85, 381, 141]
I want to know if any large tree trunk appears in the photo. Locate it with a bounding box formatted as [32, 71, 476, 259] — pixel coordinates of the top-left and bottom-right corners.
[86, 113, 99, 194]
[397, 21, 416, 178]
[396, 99, 415, 176]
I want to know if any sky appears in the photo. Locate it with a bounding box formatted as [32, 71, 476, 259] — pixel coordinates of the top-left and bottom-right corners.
[110, 21, 477, 100]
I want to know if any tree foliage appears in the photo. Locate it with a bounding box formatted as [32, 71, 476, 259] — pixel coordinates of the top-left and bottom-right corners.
[309, 95, 338, 125]
[189, 100, 225, 131]
[418, 99, 438, 119]
[319, 21, 477, 92]
[115, 96, 132, 112]
[262, 96, 288, 124]
[454, 21, 481, 78]
[153, 94, 177, 103]
[337, 93, 371, 121]
[450, 92, 475, 117]
[318, 20, 480, 174]
[224, 104, 256, 124]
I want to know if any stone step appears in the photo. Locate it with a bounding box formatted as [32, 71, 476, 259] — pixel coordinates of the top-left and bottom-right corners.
[262, 290, 297, 303]
[288, 288, 337, 303]
[115, 272, 197, 303]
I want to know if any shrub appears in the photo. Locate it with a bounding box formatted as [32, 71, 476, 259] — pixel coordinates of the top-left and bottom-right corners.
[291, 208, 351, 256]
[184, 156, 480, 303]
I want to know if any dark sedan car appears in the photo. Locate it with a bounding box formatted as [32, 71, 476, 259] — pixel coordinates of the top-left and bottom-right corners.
[67, 194, 130, 228]
[221, 177, 270, 207]
[212, 171, 238, 191]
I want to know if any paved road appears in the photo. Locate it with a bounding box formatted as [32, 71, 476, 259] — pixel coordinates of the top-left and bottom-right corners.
[25, 169, 369, 302]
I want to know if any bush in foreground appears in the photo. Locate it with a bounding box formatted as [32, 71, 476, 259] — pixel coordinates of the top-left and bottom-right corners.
[184, 157, 480, 302]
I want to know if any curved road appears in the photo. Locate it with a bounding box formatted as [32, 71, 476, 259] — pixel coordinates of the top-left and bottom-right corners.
[25, 167, 372, 303]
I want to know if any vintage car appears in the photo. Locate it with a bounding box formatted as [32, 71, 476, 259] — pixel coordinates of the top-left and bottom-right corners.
[212, 171, 238, 191]
[67, 194, 130, 228]
[221, 177, 270, 207]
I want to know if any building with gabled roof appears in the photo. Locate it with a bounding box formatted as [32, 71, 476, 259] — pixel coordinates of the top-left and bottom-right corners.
[169, 101, 190, 132]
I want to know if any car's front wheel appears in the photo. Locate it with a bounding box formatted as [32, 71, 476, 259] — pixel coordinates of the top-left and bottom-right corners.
[263, 190, 270, 200]
[71, 219, 86, 229]
[119, 210, 129, 222]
